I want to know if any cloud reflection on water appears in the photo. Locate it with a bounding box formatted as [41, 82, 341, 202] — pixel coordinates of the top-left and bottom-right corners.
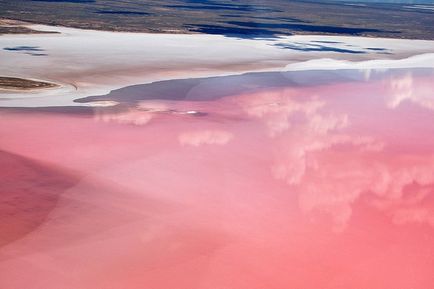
[1, 68, 434, 288]
[243, 75, 434, 231]
[90, 68, 434, 231]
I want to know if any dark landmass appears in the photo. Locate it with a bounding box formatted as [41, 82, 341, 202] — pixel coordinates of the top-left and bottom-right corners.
[0, 0, 433, 39]
[0, 77, 58, 90]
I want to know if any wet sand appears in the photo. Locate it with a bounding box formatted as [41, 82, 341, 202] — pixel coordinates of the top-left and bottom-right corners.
[0, 68, 433, 289]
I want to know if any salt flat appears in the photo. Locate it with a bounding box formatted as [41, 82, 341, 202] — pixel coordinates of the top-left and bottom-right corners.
[1, 24, 434, 107]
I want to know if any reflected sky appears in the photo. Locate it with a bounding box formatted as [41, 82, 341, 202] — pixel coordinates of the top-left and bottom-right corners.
[1, 68, 434, 289]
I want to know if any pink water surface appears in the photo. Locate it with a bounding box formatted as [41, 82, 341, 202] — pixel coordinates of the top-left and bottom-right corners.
[1, 70, 434, 289]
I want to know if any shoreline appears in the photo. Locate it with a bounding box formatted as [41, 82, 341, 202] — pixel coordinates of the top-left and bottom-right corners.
[1, 23, 434, 107]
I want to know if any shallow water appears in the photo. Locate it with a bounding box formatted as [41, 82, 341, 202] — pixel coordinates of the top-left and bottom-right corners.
[1, 68, 434, 289]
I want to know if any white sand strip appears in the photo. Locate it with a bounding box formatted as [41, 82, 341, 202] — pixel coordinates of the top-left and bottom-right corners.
[1, 24, 434, 107]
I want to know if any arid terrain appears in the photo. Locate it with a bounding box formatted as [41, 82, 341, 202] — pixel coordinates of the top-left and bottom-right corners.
[0, 0, 433, 39]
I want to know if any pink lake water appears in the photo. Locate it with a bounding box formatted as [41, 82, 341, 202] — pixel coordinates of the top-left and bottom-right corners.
[1, 68, 434, 289]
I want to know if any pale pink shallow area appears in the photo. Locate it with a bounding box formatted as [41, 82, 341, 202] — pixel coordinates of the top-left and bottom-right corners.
[1, 70, 434, 289]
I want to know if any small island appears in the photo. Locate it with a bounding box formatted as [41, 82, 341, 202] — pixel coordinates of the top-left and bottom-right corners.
[0, 76, 58, 90]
